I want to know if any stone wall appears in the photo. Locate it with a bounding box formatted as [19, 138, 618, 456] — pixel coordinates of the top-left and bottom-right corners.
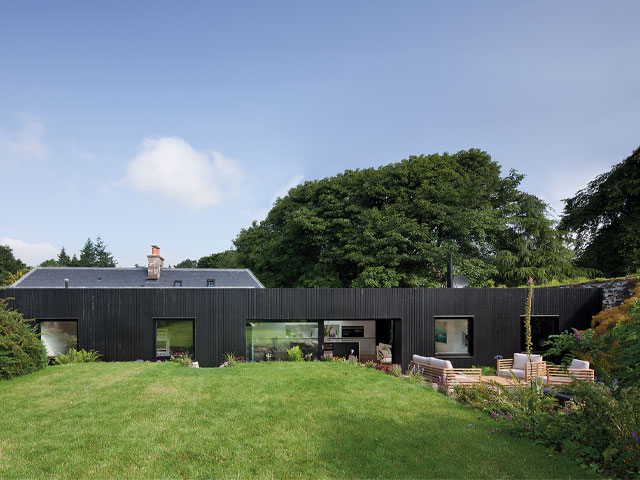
[560, 277, 638, 310]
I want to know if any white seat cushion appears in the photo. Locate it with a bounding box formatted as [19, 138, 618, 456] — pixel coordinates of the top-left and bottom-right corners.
[570, 359, 589, 370]
[499, 368, 525, 379]
[513, 353, 542, 370]
[412, 355, 430, 365]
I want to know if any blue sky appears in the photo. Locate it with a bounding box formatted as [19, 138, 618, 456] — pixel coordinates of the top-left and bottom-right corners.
[1, 1, 638, 267]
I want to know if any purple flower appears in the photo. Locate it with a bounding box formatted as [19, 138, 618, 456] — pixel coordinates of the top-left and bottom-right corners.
[494, 355, 503, 360]
[468, 424, 473, 428]
[632, 431, 637, 437]
[563, 408, 569, 413]
[490, 412, 497, 419]
[506, 414, 513, 421]
[573, 330, 583, 341]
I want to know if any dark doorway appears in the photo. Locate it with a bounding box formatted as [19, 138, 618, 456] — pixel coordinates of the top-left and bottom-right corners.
[375, 319, 402, 364]
[520, 315, 559, 353]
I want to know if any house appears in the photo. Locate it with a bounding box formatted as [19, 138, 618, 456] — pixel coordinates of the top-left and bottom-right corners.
[1, 246, 603, 368]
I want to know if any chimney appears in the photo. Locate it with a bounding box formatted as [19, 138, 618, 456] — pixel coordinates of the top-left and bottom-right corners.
[147, 245, 164, 280]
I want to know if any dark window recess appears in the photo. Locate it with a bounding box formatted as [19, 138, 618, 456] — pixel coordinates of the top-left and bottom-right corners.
[207, 279, 215, 287]
[521, 315, 559, 353]
[342, 326, 364, 337]
[174, 280, 183, 287]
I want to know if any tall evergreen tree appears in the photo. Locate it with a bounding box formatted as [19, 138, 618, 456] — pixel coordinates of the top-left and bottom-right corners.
[78, 238, 96, 267]
[94, 236, 116, 267]
[57, 247, 71, 266]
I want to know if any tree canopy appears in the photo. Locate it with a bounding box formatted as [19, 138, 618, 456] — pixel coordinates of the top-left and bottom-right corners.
[560, 146, 640, 277]
[49, 237, 117, 267]
[0, 245, 27, 286]
[175, 250, 244, 269]
[234, 150, 584, 287]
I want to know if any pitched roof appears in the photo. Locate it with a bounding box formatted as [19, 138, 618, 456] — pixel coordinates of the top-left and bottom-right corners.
[10, 267, 264, 288]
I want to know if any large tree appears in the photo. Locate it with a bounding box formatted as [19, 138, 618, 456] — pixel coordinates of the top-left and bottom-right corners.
[560, 146, 640, 277]
[0, 245, 27, 286]
[56, 237, 116, 268]
[234, 150, 582, 287]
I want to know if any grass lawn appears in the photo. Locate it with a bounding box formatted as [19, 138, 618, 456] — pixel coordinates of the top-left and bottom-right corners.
[0, 362, 598, 479]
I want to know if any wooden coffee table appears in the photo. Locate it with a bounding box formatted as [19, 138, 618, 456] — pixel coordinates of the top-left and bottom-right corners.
[480, 375, 520, 394]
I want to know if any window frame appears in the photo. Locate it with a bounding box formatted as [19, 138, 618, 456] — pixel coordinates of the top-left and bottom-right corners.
[433, 315, 474, 358]
[206, 279, 215, 287]
[173, 280, 183, 287]
[520, 314, 559, 353]
[37, 318, 79, 357]
[153, 317, 196, 360]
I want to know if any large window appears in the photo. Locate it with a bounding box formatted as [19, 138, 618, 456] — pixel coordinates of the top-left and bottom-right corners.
[39, 320, 78, 357]
[155, 319, 195, 358]
[246, 321, 319, 361]
[434, 316, 472, 355]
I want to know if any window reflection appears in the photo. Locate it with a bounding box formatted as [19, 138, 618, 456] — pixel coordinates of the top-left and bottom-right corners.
[40, 321, 78, 357]
[155, 319, 194, 358]
[246, 321, 318, 361]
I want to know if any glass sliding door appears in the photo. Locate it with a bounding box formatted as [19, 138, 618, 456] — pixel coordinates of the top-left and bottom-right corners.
[154, 319, 195, 358]
[246, 321, 319, 361]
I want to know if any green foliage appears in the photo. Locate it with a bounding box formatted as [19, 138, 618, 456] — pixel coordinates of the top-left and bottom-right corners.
[544, 290, 640, 389]
[58, 237, 116, 267]
[197, 250, 243, 269]
[287, 345, 304, 362]
[174, 259, 198, 268]
[57, 247, 71, 266]
[389, 364, 402, 377]
[0, 245, 28, 286]
[0, 299, 47, 379]
[364, 360, 376, 369]
[234, 150, 585, 287]
[39, 259, 59, 267]
[457, 381, 640, 477]
[54, 348, 102, 364]
[169, 352, 192, 367]
[560, 146, 640, 277]
[222, 352, 238, 367]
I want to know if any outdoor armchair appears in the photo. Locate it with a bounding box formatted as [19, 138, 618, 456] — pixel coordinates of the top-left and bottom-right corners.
[376, 343, 392, 364]
[497, 353, 546, 382]
[546, 359, 594, 385]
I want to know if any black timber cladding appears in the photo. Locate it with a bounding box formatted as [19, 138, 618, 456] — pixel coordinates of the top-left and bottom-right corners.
[0, 287, 602, 368]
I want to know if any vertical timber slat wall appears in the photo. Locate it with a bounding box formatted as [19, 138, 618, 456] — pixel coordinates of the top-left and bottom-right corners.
[0, 287, 602, 368]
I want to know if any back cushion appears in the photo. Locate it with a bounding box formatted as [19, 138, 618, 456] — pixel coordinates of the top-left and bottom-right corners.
[430, 358, 453, 369]
[570, 359, 590, 370]
[412, 355, 430, 365]
[513, 353, 543, 370]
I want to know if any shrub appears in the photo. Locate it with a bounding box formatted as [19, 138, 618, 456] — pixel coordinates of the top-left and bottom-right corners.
[0, 299, 47, 379]
[364, 360, 376, 369]
[55, 348, 102, 364]
[406, 364, 424, 383]
[347, 355, 358, 365]
[287, 346, 304, 362]
[221, 352, 237, 367]
[455, 381, 640, 476]
[169, 352, 192, 367]
[389, 364, 402, 377]
[304, 353, 313, 362]
[472, 364, 496, 376]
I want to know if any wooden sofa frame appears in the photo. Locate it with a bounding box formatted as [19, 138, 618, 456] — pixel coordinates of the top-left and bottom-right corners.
[409, 360, 481, 389]
[546, 365, 595, 385]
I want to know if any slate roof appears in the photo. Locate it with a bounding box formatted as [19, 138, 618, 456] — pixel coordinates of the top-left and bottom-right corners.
[10, 267, 264, 288]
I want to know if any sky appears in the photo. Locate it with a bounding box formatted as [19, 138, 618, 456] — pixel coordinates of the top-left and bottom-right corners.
[1, 1, 639, 267]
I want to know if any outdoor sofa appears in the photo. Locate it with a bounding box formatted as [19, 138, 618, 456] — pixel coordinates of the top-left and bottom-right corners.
[410, 355, 481, 389]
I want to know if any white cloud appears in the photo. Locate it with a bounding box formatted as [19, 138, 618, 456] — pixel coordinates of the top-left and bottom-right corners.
[0, 237, 58, 267]
[122, 136, 245, 209]
[0, 113, 48, 163]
